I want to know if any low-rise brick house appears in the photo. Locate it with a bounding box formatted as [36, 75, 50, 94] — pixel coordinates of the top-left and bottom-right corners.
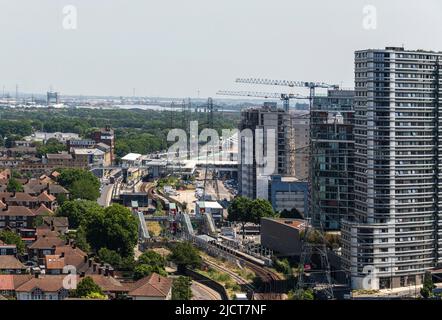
[15, 275, 70, 300]
[0, 240, 17, 256]
[28, 235, 65, 264]
[0, 274, 33, 298]
[40, 217, 68, 234]
[0, 255, 26, 274]
[126, 273, 173, 300]
[0, 272, 173, 300]
[0, 205, 36, 232]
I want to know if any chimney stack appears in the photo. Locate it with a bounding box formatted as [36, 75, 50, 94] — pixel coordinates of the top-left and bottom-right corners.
[84, 255, 88, 263]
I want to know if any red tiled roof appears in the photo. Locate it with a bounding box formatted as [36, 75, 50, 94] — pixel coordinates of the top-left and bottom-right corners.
[0, 192, 37, 202]
[54, 246, 87, 269]
[28, 236, 65, 250]
[0, 241, 16, 248]
[34, 204, 54, 216]
[0, 206, 35, 216]
[42, 217, 68, 228]
[36, 228, 59, 238]
[0, 256, 25, 270]
[127, 273, 173, 298]
[45, 255, 65, 270]
[37, 191, 56, 203]
[15, 275, 67, 292]
[0, 275, 14, 291]
[16, 275, 125, 293]
[87, 275, 127, 292]
[51, 171, 60, 178]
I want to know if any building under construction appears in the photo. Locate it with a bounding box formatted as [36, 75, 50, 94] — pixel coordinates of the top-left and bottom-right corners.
[238, 102, 295, 199]
[310, 89, 355, 231]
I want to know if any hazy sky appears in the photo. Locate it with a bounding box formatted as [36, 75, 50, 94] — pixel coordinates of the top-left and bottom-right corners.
[0, 0, 441, 98]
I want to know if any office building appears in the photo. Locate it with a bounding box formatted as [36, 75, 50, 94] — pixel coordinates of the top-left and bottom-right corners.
[311, 89, 355, 230]
[268, 175, 308, 216]
[342, 47, 442, 289]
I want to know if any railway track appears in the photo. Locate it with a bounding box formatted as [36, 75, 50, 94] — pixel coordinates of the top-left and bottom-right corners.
[192, 281, 222, 300]
[202, 257, 255, 293]
[142, 182, 283, 300]
[202, 246, 284, 300]
[143, 182, 183, 211]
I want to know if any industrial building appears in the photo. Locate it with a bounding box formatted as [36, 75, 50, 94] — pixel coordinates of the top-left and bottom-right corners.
[310, 89, 355, 231]
[342, 47, 442, 290]
[260, 218, 306, 257]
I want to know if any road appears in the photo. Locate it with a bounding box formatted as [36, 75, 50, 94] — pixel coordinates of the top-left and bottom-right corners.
[97, 184, 114, 207]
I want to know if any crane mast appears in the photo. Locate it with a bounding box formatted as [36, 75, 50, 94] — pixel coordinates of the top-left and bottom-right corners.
[226, 77, 339, 299]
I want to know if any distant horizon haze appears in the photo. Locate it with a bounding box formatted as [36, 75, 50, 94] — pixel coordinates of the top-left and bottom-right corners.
[0, 0, 441, 98]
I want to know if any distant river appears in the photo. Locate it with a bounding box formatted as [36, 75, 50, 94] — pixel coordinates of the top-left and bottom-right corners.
[79, 104, 238, 113]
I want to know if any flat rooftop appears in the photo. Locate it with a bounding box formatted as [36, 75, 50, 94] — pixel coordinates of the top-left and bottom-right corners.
[122, 153, 142, 161]
[197, 201, 223, 209]
[263, 218, 307, 230]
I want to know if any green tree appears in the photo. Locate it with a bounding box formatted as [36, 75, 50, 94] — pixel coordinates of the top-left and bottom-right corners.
[227, 196, 253, 237]
[421, 271, 435, 299]
[169, 242, 202, 269]
[86, 204, 138, 258]
[133, 250, 168, 279]
[58, 169, 100, 201]
[56, 193, 68, 206]
[274, 258, 293, 278]
[6, 177, 24, 193]
[248, 198, 276, 224]
[33, 216, 45, 228]
[133, 264, 167, 280]
[154, 202, 165, 216]
[279, 207, 304, 219]
[288, 288, 314, 300]
[36, 138, 67, 158]
[228, 197, 276, 238]
[74, 226, 91, 253]
[72, 277, 104, 298]
[57, 200, 104, 229]
[0, 230, 25, 255]
[172, 276, 193, 300]
[70, 179, 100, 201]
[138, 250, 166, 268]
[98, 248, 122, 267]
[85, 292, 108, 300]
